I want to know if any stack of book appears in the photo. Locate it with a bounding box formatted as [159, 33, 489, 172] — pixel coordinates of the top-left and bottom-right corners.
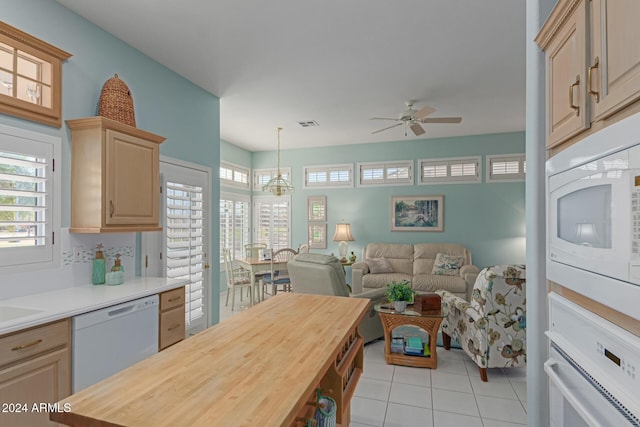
[404, 337, 424, 356]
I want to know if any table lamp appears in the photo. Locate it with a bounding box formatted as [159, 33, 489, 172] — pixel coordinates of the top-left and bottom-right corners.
[332, 223, 354, 263]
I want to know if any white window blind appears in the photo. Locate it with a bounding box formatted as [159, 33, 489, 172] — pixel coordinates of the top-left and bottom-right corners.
[253, 196, 290, 250]
[419, 157, 481, 184]
[358, 161, 413, 186]
[220, 193, 249, 262]
[304, 164, 353, 188]
[165, 181, 205, 328]
[0, 125, 59, 271]
[220, 162, 249, 189]
[486, 154, 526, 182]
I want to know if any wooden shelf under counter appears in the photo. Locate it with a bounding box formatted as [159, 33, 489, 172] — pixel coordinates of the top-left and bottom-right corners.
[51, 294, 369, 427]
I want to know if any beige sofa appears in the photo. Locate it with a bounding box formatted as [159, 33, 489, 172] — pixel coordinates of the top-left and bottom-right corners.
[351, 243, 480, 300]
[287, 253, 385, 343]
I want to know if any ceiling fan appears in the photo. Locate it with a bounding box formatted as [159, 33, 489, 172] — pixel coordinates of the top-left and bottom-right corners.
[370, 101, 462, 136]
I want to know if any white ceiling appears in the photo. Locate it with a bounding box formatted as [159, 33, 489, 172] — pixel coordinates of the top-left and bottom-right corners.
[57, 0, 526, 152]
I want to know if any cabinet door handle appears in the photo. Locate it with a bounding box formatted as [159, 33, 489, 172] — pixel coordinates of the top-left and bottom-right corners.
[168, 324, 182, 331]
[588, 56, 600, 102]
[109, 200, 114, 218]
[11, 339, 43, 351]
[168, 297, 181, 302]
[569, 75, 580, 116]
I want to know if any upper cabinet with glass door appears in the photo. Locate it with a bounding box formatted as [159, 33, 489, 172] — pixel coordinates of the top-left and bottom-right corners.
[0, 22, 72, 128]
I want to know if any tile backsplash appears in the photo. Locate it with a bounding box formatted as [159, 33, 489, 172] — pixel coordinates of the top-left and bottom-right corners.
[0, 228, 136, 300]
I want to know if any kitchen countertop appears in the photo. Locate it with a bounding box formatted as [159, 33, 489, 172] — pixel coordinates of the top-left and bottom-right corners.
[0, 277, 188, 336]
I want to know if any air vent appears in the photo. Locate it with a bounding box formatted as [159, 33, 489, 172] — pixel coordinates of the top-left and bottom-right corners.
[297, 120, 319, 128]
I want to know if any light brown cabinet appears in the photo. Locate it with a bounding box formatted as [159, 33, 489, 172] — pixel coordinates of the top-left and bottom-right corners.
[67, 116, 165, 233]
[590, 0, 640, 121]
[0, 319, 70, 426]
[159, 287, 185, 350]
[537, 0, 640, 149]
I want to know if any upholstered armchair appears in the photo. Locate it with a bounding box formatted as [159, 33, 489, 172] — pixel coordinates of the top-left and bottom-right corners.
[436, 265, 526, 381]
[287, 253, 386, 343]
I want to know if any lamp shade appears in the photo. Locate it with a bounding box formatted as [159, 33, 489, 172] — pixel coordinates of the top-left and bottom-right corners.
[332, 223, 354, 242]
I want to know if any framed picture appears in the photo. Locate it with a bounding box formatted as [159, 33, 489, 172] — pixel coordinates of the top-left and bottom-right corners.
[391, 195, 444, 232]
[308, 223, 327, 249]
[307, 196, 327, 222]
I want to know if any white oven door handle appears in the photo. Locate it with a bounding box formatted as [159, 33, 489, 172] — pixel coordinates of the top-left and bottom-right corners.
[544, 358, 601, 427]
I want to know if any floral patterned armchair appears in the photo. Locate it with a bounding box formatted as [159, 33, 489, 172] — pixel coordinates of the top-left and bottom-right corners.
[436, 265, 526, 382]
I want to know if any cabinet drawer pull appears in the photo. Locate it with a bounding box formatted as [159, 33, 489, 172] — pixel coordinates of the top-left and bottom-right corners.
[168, 297, 181, 302]
[11, 339, 43, 351]
[588, 56, 600, 102]
[168, 323, 182, 331]
[109, 200, 114, 218]
[569, 75, 580, 116]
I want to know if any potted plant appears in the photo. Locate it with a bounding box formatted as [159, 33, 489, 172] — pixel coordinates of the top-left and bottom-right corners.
[384, 280, 414, 313]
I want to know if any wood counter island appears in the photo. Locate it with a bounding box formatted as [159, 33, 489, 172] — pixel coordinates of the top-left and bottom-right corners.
[51, 294, 369, 427]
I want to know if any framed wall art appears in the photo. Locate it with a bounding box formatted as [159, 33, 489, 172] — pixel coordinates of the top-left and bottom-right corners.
[307, 196, 327, 222]
[391, 195, 444, 232]
[308, 223, 327, 249]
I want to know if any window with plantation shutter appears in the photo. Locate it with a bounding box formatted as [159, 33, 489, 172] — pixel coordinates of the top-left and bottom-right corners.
[486, 154, 526, 182]
[254, 167, 291, 189]
[165, 181, 205, 329]
[303, 164, 353, 188]
[0, 124, 59, 271]
[220, 192, 249, 262]
[253, 195, 290, 251]
[220, 161, 249, 189]
[419, 156, 481, 184]
[358, 161, 413, 186]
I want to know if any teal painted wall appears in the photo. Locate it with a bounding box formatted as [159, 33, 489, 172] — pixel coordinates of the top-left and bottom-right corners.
[1, 0, 221, 323]
[251, 132, 526, 268]
[221, 139, 252, 169]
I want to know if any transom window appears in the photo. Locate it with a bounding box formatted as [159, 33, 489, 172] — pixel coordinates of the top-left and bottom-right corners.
[486, 154, 526, 182]
[304, 164, 353, 188]
[220, 161, 249, 189]
[358, 161, 413, 186]
[419, 157, 481, 184]
[0, 22, 71, 127]
[253, 168, 291, 189]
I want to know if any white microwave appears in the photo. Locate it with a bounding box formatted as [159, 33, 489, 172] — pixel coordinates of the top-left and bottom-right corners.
[547, 112, 640, 322]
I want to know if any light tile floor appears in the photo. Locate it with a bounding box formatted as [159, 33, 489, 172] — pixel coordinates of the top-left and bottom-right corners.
[219, 291, 527, 427]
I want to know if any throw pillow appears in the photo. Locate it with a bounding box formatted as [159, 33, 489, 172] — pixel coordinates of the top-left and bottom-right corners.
[365, 257, 394, 274]
[432, 253, 465, 276]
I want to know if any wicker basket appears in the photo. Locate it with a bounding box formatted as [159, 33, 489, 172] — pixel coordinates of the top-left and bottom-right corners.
[98, 74, 136, 127]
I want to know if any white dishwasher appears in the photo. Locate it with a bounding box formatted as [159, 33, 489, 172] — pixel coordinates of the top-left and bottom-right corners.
[72, 294, 159, 393]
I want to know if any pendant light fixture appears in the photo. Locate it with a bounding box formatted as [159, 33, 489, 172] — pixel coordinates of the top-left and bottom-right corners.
[262, 127, 294, 196]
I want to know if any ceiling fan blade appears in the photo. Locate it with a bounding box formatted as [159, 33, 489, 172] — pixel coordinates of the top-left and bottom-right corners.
[410, 123, 426, 136]
[422, 117, 462, 124]
[371, 122, 403, 134]
[413, 106, 436, 120]
[370, 117, 400, 121]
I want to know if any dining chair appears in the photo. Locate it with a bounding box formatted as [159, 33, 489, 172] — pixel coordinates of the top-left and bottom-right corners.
[223, 248, 253, 311]
[262, 248, 298, 299]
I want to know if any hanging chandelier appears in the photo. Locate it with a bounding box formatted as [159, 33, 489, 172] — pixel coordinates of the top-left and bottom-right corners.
[262, 127, 295, 196]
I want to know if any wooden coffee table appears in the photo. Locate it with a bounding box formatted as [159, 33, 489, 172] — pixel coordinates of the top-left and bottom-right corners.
[374, 303, 444, 369]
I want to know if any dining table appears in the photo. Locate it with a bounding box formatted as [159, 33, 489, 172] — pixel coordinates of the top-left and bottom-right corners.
[237, 257, 271, 303]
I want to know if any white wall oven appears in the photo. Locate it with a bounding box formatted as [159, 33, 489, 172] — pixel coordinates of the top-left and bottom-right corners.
[547, 111, 640, 321]
[546, 293, 640, 426]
